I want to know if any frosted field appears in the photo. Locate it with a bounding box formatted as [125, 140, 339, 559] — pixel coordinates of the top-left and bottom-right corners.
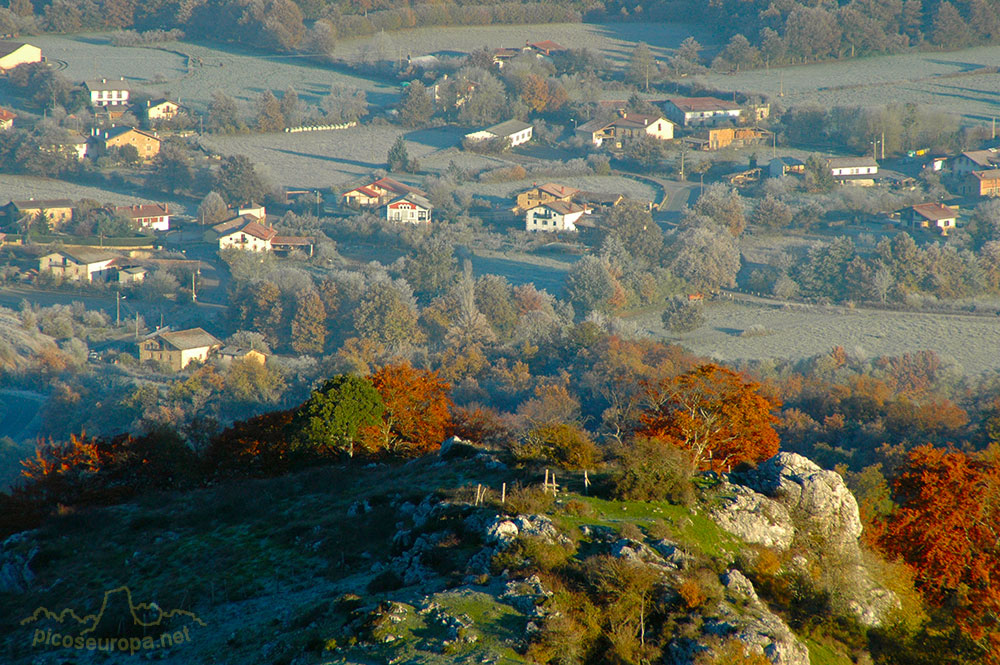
[0, 175, 187, 211]
[635, 300, 1000, 374]
[699, 46, 1000, 122]
[331, 22, 715, 65]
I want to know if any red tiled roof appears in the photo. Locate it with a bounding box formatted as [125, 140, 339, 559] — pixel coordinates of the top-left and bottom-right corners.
[374, 177, 426, 197]
[239, 220, 277, 241]
[271, 235, 313, 246]
[539, 200, 587, 215]
[0, 107, 15, 122]
[112, 203, 168, 220]
[911, 202, 956, 221]
[528, 40, 567, 53]
[971, 169, 1000, 180]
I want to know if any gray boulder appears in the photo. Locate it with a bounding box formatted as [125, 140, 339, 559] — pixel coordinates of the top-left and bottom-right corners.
[0, 532, 37, 593]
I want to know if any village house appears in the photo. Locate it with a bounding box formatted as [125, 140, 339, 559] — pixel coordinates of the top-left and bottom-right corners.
[465, 119, 533, 147]
[903, 202, 958, 235]
[84, 78, 130, 108]
[576, 111, 675, 147]
[525, 200, 590, 232]
[214, 215, 277, 251]
[961, 170, 1000, 197]
[689, 127, 770, 151]
[4, 198, 74, 229]
[341, 177, 426, 208]
[951, 149, 1000, 177]
[143, 98, 183, 121]
[112, 203, 170, 232]
[526, 40, 567, 57]
[116, 265, 148, 284]
[827, 156, 879, 186]
[271, 235, 315, 255]
[139, 327, 222, 371]
[491, 47, 521, 68]
[663, 97, 743, 127]
[386, 193, 433, 224]
[0, 107, 14, 131]
[514, 183, 579, 213]
[218, 346, 267, 366]
[91, 126, 161, 161]
[0, 41, 42, 72]
[768, 156, 805, 178]
[38, 248, 119, 282]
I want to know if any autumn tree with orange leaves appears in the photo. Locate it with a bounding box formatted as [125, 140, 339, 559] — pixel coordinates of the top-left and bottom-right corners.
[367, 363, 453, 456]
[877, 445, 1000, 662]
[637, 364, 781, 472]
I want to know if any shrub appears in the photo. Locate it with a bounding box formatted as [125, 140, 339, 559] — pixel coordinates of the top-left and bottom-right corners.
[611, 438, 695, 504]
[677, 578, 706, 609]
[661, 297, 705, 333]
[504, 484, 555, 515]
[518, 423, 600, 470]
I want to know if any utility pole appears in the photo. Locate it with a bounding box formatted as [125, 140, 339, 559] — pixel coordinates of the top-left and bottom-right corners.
[116, 290, 121, 327]
[135, 313, 139, 339]
[881, 131, 885, 160]
[679, 149, 685, 180]
[191, 272, 197, 302]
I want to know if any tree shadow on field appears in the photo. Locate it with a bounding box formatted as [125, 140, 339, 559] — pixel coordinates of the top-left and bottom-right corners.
[268, 147, 382, 170]
[924, 84, 999, 105]
[925, 59, 992, 72]
[715, 327, 742, 336]
[404, 127, 465, 149]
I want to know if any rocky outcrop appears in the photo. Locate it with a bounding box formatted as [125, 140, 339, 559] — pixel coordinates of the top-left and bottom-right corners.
[0, 532, 36, 593]
[711, 453, 899, 628]
[669, 569, 810, 665]
[735, 453, 862, 548]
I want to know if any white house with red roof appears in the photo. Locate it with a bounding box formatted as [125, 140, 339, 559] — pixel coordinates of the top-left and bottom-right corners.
[0, 107, 15, 131]
[214, 215, 277, 251]
[525, 201, 590, 232]
[342, 177, 426, 208]
[386, 193, 432, 224]
[112, 203, 170, 232]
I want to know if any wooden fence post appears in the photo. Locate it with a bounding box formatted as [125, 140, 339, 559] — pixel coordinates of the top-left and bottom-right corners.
[501, 482, 506, 504]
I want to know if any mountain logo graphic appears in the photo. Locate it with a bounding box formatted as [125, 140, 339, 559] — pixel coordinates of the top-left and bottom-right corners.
[22, 586, 206, 654]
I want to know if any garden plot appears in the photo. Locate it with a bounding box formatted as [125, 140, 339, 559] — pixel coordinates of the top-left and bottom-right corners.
[0, 175, 187, 211]
[201, 125, 505, 189]
[635, 300, 1000, 375]
[700, 45, 1000, 122]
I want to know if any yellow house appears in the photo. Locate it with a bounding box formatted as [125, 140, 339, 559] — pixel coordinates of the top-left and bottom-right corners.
[38, 248, 119, 282]
[0, 41, 42, 72]
[6, 198, 74, 229]
[93, 127, 161, 161]
[139, 328, 222, 371]
[514, 183, 579, 214]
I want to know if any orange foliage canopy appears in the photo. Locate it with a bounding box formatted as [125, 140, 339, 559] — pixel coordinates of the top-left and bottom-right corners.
[367, 363, 453, 455]
[877, 445, 1000, 658]
[637, 363, 781, 472]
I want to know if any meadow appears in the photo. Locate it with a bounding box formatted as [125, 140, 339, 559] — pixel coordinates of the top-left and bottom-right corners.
[635, 300, 1000, 374]
[699, 46, 1000, 123]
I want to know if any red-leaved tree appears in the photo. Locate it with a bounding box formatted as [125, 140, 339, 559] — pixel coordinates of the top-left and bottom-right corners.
[637, 364, 781, 472]
[367, 363, 453, 456]
[877, 445, 1000, 659]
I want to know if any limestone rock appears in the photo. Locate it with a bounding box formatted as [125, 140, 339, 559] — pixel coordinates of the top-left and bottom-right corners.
[735, 453, 862, 546]
[711, 482, 795, 549]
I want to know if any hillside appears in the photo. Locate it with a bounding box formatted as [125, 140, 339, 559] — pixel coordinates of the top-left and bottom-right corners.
[0, 440, 912, 665]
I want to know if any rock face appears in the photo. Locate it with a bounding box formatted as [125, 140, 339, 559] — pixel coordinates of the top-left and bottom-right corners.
[0, 532, 37, 593]
[736, 453, 863, 547]
[669, 570, 810, 665]
[712, 453, 899, 628]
